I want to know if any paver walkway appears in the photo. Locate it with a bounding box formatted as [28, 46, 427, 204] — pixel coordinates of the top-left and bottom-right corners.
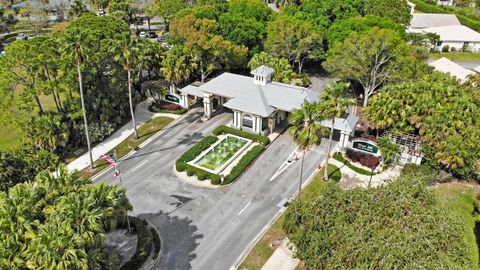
[67, 100, 180, 172]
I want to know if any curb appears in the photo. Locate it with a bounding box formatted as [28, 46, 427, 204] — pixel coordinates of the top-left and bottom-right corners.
[233, 159, 325, 269]
[91, 110, 196, 181]
[146, 219, 163, 270]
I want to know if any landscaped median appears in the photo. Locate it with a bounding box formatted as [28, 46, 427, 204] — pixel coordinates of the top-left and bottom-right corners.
[333, 152, 376, 176]
[175, 125, 270, 186]
[77, 117, 174, 179]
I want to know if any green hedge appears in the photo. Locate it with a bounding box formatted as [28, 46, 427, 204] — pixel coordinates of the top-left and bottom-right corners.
[148, 104, 188, 115]
[223, 145, 265, 185]
[120, 217, 153, 270]
[333, 152, 375, 176]
[213, 125, 270, 146]
[176, 135, 218, 167]
[176, 129, 267, 185]
[410, 0, 480, 32]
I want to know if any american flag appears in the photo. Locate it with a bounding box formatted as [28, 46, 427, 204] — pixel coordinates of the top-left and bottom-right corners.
[99, 154, 117, 167]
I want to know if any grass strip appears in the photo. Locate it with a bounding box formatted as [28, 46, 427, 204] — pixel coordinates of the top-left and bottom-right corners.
[77, 117, 173, 179]
[430, 52, 480, 62]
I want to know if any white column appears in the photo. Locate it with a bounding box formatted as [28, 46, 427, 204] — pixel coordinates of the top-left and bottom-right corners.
[269, 116, 275, 134]
[233, 110, 241, 129]
[180, 93, 189, 109]
[203, 93, 212, 119]
[256, 116, 262, 135]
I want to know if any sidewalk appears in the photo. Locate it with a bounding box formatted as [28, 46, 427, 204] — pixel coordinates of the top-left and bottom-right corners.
[261, 238, 299, 270]
[66, 100, 180, 172]
[330, 159, 403, 189]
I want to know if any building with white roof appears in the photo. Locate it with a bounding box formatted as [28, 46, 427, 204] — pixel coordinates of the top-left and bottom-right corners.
[179, 66, 321, 135]
[429, 57, 474, 83]
[409, 13, 460, 29]
[410, 24, 480, 52]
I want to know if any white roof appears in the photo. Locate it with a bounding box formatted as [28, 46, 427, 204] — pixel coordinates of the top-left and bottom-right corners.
[429, 57, 474, 83]
[410, 13, 460, 29]
[474, 66, 480, 73]
[411, 25, 480, 42]
[320, 115, 360, 132]
[251, 65, 274, 77]
[192, 73, 319, 117]
[180, 85, 203, 97]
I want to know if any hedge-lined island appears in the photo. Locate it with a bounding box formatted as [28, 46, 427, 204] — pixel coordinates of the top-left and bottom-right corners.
[175, 125, 270, 186]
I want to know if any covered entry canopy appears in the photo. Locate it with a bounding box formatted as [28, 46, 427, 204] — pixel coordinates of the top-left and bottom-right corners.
[180, 85, 204, 98]
[320, 114, 359, 133]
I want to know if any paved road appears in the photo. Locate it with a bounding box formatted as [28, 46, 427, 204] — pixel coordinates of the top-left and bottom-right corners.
[94, 108, 328, 270]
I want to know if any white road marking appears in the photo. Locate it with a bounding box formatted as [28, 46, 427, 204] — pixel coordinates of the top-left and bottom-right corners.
[131, 160, 149, 172]
[269, 147, 301, 182]
[238, 201, 251, 215]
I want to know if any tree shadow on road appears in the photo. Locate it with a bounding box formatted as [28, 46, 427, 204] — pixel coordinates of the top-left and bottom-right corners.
[124, 132, 205, 161]
[139, 211, 203, 270]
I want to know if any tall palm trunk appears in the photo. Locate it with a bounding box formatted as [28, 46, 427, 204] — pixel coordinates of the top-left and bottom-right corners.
[128, 67, 139, 139]
[298, 150, 305, 199]
[324, 117, 335, 181]
[77, 54, 94, 169]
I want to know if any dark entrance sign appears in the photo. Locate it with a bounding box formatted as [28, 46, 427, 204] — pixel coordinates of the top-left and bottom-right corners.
[352, 139, 379, 155]
[165, 94, 180, 104]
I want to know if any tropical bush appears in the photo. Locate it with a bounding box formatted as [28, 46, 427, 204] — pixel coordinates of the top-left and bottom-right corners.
[376, 136, 400, 166]
[333, 152, 375, 175]
[0, 165, 131, 269]
[212, 125, 270, 146]
[223, 145, 265, 185]
[346, 149, 380, 169]
[0, 145, 59, 192]
[284, 169, 472, 269]
[149, 101, 188, 115]
[24, 113, 69, 152]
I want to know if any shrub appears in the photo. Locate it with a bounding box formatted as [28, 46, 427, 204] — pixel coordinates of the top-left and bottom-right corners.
[333, 152, 375, 176]
[213, 125, 270, 146]
[442, 45, 450, 52]
[210, 174, 221, 185]
[359, 155, 380, 169]
[119, 217, 153, 270]
[148, 102, 188, 115]
[222, 145, 265, 185]
[196, 170, 208, 180]
[177, 135, 218, 164]
[175, 161, 186, 172]
[186, 166, 196, 176]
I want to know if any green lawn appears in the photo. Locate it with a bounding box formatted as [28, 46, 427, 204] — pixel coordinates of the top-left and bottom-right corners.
[239, 164, 341, 270]
[430, 52, 480, 62]
[77, 117, 174, 179]
[435, 183, 480, 268]
[0, 125, 23, 150]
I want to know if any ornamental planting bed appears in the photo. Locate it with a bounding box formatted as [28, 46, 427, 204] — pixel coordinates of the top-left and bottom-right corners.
[175, 125, 270, 185]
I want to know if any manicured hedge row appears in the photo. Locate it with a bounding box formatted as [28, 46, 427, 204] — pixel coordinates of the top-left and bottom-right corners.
[223, 145, 265, 185]
[175, 135, 221, 184]
[410, 0, 480, 32]
[120, 217, 153, 270]
[213, 125, 270, 146]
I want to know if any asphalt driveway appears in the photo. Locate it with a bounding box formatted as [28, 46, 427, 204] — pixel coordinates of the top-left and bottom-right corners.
[94, 108, 328, 270]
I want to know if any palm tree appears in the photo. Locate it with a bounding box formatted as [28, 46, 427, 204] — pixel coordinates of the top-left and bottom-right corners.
[161, 45, 196, 91]
[320, 82, 355, 181]
[109, 33, 140, 139]
[288, 101, 328, 197]
[63, 30, 94, 169]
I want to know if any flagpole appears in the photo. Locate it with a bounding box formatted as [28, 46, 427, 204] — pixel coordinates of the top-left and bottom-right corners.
[114, 150, 131, 233]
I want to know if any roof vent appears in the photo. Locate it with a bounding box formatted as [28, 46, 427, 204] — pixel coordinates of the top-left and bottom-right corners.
[251, 65, 274, 86]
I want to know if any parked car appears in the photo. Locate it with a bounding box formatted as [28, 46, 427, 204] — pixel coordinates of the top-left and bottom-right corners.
[16, 33, 26, 40]
[139, 31, 147, 38]
[147, 32, 158, 38]
[98, 8, 105, 16]
[27, 33, 36, 40]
